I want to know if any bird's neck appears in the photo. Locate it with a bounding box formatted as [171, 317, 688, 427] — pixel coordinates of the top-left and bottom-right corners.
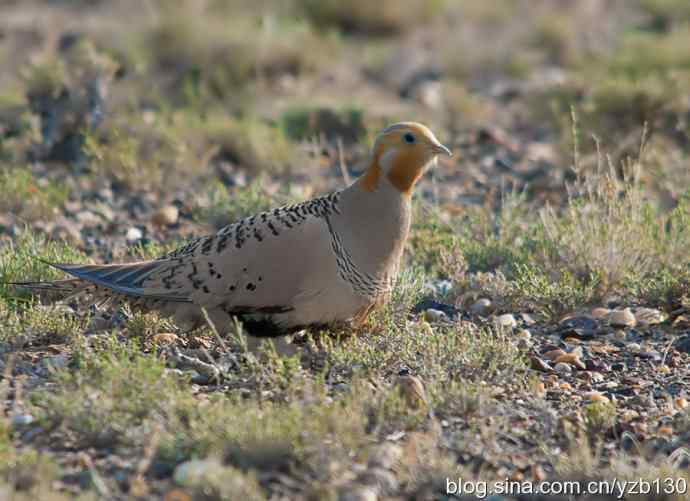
[337, 174, 412, 283]
[356, 148, 383, 193]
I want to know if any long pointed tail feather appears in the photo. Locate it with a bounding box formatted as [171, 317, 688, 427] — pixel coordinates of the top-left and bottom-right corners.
[9, 279, 82, 292]
[45, 261, 193, 302]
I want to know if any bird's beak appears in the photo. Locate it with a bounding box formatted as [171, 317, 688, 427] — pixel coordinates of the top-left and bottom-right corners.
[431, 142, 452, 156]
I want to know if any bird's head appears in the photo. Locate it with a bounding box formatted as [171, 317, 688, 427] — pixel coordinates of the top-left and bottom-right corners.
[359, 122, 451, 195]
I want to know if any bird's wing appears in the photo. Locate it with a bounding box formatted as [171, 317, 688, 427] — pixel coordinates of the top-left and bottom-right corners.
[43, 261, 192, 302]
[146, 192, 343, 312]
[30, 192, 344, 317]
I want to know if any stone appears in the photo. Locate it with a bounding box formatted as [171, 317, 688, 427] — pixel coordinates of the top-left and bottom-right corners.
[75, 210, 101, 227]
[627, 343, 641, 353]
[423, 308, 447, 323]
[396, 374, 428, 409]
[126, 227, 144, 243]
[43, 354, 69, 371]
[153, 333, 182, 346]
[516, 329, 531, 341]
[470, 298, 492, 316]
[520, 313, 537, 325]
[590, 307, 610, 319]
[560, 314, 598, 331]
[554, 362, 572, 374]
[495, 313, 517, 329]
[634, 307, 665, 327]
[554, 353, 586, 370]
[411, 299, 459, 319]
[11, 414, 34, 428]
[608, 308, 636, 328]
[585, 391, 610, 404]
[173, 458, 223, 487]
[529, 356, 553, 373]
[672, 315, 690, 329]
[613, 330, 627, 341]
[558, 315, 597, 340]
[152, 205, 180, 226]
[543, 349, 566, 361]
[340, 486, 378, 501]
[672, 335, 690, 354]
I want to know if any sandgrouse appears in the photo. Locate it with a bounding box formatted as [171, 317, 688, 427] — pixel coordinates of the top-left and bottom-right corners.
[20, 122, 451, 337]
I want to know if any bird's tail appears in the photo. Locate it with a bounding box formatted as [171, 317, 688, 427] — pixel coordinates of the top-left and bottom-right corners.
[13, 260, 192, 303]
[9, 278, 83, 292]
[8, 277, 95, 303]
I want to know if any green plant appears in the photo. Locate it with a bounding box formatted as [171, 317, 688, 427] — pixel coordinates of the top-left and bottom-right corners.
[0, 167, 69, 221]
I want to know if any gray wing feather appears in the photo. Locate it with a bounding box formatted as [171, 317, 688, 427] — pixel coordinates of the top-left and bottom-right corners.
[49, 262, 192, 302]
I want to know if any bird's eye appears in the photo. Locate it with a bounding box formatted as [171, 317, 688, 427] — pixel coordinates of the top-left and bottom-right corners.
[403, 132, 416, 144]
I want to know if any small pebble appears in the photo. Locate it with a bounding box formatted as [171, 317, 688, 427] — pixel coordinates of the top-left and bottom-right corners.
[608, 308, 636, 328]
[554, 362, 572, 374]
[591, 307, 610, 319]
[543, 349, 566, 361]
[76, 210, 101, 227]
[153, 333, 182, 346]
[396, 374, 428, 410]
[529, 356, 553, 373]
[672, 315, 690, 329]
[43, 354, 69, 371]
[520, 313, 537, 325]
[658, 426, 673, 436]
[424, 308, 447, 323]
[470, 298, 492, 316]
[585, 391, 610, 404]
[11, 414, 34, 428]
[340, 486, 378, 501]
[672, 335, 690, 354]
[531, 464, 546, 482]
[534, 381, 546, 397]
[516, 329, 531, 341]
[173, 459, 223, 486]
[126, 227, 144, 243]
[495, 313, 517, 329]
[634, 307, 664, 327]
[152, 205, 179, 226]
[568, 345, 584, 358]
[639, 350, 661, 362]
[627, 343, 641, 353]
[434, 280, 453, 296]
[554, 353, 586, 370]
[560, 314, 598, 332]
[621, 409, 640, 421]
[517, 338, 531, 350]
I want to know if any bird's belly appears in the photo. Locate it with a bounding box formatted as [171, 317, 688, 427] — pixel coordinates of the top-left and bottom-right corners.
[275, 278, 373, 329]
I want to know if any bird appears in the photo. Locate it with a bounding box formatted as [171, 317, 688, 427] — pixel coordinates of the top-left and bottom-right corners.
[16, 122, 451, 340]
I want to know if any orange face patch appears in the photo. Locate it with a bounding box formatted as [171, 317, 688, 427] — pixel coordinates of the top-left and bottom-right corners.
[386, 146, 429, 195]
